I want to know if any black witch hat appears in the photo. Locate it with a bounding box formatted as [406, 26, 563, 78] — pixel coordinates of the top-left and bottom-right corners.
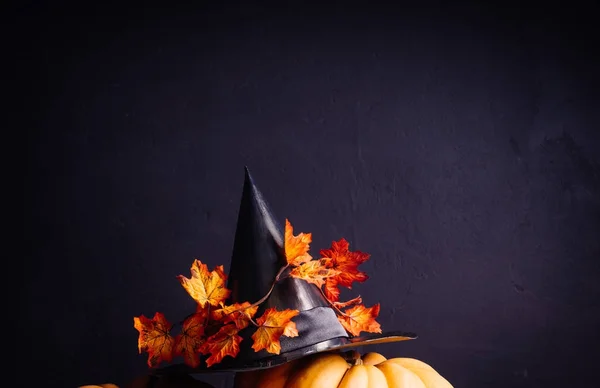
[156, 168, 416, 375]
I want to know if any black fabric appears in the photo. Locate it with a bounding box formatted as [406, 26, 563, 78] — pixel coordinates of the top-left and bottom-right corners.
[227, 168, 285, 304]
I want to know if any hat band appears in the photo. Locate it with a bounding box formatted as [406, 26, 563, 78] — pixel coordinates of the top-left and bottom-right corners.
[282, 306, 349, 353]
[238, 306, 349, 361]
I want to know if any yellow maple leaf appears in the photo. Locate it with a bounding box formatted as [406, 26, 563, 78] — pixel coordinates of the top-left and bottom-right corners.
[337, 303, 382, 336]
[177, 260, 231, 308]
[289, 258, 341, 288]
[212, 302, 259, 330]
[133, 312, 174, 368]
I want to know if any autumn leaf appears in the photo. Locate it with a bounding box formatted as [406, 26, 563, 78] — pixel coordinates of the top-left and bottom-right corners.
[251, 308, 299, 354]
[199, 324, 243, 367]
[177, 260, 231, 308]
[133, 312, 175, 368]
[321, 238, 370, 287]
[289, 258, 341, 288]
[212, 302, 259, 330]
[284, 219, 312, 266]
[320, 238, 370, 301]
[173, 313, 206, 368]
[333, 295, 363, 309]
[324, 280, 340, 302]
[195, 303, 210, 315]
[337, 303, 382, 336]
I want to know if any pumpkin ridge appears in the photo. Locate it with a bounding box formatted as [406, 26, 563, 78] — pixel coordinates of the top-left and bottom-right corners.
[233, 350, 453, 388]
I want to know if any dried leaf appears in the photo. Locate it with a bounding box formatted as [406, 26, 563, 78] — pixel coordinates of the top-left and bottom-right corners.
[177, 260, 231, 308]
[199, 324, 243, 367]
[251, 308, 299, 354]
[289, 258, 341, 288]
[133, 312, 175, 368]
[284, 219, 312, 266]
[337, 303, 382, 336]
[212, 302, 259, 330]
[174, 313, 206, 368]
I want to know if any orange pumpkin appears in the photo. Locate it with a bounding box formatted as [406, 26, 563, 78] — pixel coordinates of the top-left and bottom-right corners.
[233, 350, 453, 388]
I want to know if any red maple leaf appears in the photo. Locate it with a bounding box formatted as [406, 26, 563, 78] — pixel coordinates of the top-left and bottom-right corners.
[133, 312, 175, 368]
[320, 238, 370, 301]
[199, 324, 243, 367]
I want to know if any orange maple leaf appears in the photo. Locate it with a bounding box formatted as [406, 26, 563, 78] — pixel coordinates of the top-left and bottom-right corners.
[177, 260, 231, 308]
[212, 302, 259, 330]
[284, 219, 312, 266]
[199, 324, 243, 367]
[251, 308, 299, 354]
[289, 258, 341, 288]
[320, 238, 370, 301]
[133, 312, 175, 368]
[337, 303, 382, 336]
[333, 295, 363, 309]
[174, 313, 206, 368]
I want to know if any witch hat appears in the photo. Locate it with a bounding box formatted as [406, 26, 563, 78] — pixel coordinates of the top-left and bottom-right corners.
[155, 168, 416, 375]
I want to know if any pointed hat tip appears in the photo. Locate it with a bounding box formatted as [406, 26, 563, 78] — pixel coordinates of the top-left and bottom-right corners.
[244, 166, 255, 184]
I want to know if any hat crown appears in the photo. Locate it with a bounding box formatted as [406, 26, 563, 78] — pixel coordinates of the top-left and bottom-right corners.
[226, 168, 329, 312]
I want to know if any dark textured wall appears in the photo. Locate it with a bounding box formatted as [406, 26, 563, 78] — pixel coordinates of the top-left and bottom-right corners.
[24, 2, 599, 388]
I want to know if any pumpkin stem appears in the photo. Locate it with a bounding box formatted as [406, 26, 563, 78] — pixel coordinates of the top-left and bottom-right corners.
[343, 350, 363, 366]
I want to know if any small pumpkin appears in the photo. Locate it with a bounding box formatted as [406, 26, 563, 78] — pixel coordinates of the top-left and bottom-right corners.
[233, 350, 453, 388]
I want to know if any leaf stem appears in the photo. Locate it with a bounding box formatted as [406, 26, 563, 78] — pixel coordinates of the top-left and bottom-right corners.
[247, 316, 290, 330]
[251, 264, 290, 307]
[227, 264, 290, 317]
[276, 264, 290, 281]
[205, 304, 212, 325]
[318, 287, 348, 317]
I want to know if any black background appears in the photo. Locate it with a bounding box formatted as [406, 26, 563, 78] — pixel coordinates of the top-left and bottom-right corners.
[21, 1, 599, 387]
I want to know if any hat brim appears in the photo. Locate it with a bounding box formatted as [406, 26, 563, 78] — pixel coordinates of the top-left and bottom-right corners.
[153, 330, 417, 375]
